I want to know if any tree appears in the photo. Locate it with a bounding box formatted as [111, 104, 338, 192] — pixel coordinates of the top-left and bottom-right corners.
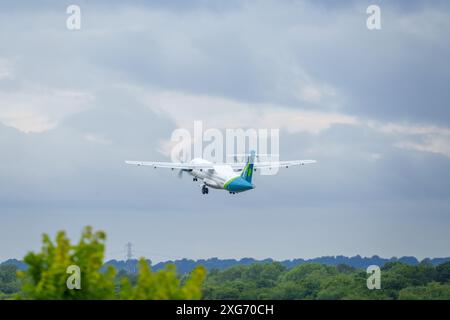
[119, 259, 205, 299]
[436, 262, 450, 283]
[282, 263, 336, 283]
[399, 282, 450, 300]
[0, 264, 21, 299]
[17, 226, 116, 299]
[202, 261, 450, 300]
[16, 226, 206, 300]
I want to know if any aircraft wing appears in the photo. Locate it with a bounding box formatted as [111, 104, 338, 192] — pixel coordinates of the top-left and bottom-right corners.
[227, 160, 317, 170]
[253, 160, 316, 169]
[125, 161, 214, 170]
[125, 159, 316, 170]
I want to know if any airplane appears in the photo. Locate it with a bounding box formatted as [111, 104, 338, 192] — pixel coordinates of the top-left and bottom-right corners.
[125, 151, 316, 195]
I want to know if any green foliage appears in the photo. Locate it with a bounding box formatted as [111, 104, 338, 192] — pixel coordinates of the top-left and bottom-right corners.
[17, 226, 116, 299]
[203, 262, 450, 300]
[15, 227, 205, 300]
[436, 262, 450, 283]
[202, 263, 286, 300]
[5, 226, 450, 300]
[399, 282, 450, 300]
[119, 259, 205, 300]
[0, 264, 21, 299]
[380, 261, 437, 299]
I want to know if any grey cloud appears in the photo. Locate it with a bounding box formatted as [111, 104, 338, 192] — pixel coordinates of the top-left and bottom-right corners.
[2, 0, 450, 124]
[0, 0, 450, 261]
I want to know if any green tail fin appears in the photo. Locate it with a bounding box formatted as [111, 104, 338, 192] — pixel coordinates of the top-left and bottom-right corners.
[241, 151, 256, 183]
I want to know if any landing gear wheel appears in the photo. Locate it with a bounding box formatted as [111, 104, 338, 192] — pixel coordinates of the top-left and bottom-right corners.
[202, 185, 209, 194]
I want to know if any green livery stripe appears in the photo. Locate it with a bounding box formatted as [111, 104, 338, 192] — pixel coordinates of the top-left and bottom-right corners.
[241, 162, 253, 181]
[242, 163, 249, 176]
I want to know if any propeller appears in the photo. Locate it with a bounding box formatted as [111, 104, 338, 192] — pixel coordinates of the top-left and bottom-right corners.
[176, 154, 191, 179]
[178, 169, 186, 179]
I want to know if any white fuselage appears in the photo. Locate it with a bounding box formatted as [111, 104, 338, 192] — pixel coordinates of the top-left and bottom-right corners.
[188, 158, 239, 189]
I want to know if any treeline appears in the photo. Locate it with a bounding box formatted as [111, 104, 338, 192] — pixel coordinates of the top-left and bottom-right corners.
[2, 259, 450, 300]
[103, 255, 450, 275]
[1, 227, 449, 300]
[203, 261, 450, 300]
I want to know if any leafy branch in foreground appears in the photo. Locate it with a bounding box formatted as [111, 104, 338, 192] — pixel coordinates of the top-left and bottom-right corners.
[15, 226, 205, 300]
[119, 260, 205, 299]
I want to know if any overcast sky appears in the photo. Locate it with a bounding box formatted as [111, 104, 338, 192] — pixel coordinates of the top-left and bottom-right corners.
[1, 0, 449, 263]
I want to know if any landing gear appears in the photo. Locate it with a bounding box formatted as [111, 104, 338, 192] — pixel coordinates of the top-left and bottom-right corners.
[229, 191, 236, 194]
[193, 177, 198, 181]
[201, 185, 209, 194]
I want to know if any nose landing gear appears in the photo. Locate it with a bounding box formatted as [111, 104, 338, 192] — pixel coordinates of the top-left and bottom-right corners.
[201, 185, 209, 194]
